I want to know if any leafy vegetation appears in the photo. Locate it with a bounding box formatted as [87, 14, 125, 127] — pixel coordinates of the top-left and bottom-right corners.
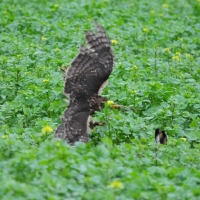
[0, 0, 200, 199]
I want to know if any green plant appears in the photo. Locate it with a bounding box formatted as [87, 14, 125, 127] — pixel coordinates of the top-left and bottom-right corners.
[0, 0, 200, 199]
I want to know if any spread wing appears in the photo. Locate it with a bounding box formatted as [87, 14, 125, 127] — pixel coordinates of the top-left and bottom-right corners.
[64, 21, 114, 98]
[55, 22, 114, 144]
[55, 101, 90, 144]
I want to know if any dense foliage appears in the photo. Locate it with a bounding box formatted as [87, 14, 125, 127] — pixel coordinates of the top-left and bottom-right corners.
[0, 0, 200, 199]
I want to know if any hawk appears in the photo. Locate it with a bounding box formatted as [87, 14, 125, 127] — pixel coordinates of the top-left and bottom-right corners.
[155, 128, 167, 145]
[55, 22, 114, 144]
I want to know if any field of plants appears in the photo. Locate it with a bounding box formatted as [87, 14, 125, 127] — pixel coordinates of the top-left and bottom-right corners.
[0, 0, 200, 199]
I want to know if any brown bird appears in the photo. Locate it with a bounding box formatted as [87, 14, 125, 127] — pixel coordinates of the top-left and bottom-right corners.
[55, 22, 114, 144]
[155, 128, 167, 145]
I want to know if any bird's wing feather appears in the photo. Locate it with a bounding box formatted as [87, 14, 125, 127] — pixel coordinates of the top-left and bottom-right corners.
[64, 22, 114, 98]
[55, 101, 90, 144]
[55, 22, 114, 144]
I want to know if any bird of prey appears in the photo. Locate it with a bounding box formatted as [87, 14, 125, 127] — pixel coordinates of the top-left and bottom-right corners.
[155, 128, 167, 145]
[55, 22, 114, 144]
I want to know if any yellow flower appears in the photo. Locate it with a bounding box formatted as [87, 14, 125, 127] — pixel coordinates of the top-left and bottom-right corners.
[2, 135, 8, 139]
[119, 62, 122, 66]
[56, 141, 60, 147]
[164, 48, 170, 52]
[54, 4, 59, 8]
[178, 38, 183, 41]
[132, 65, 138, 70]
[132, 90, 137, 94]
[42, 37, 47, 41]
[172, 56, 180, 62]
[180, 137, 186, 141]
[42, 125, 53, 133]
[43, 79, 49, 83]
[16, 54, 21, 57]
[186, 54, 193, 59]
[106, 100, 115, 106]
[150, 10, 155, 14]
[143, 27, 148, 33]
[55, 48, 60, 52]
[162, 4, 169, 8]
[109, 180, 124, 189]
[176, 52, 181, 56]
[51, 8, 55, 11]
[111, 40, 118, 45]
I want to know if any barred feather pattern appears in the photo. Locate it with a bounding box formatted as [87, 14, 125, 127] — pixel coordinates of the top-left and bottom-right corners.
[55, 22, 114, 144]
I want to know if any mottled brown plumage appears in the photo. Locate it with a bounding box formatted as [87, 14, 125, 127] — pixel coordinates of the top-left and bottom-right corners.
[89, 95, 108, 115]
[55, 22, 114, 144]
